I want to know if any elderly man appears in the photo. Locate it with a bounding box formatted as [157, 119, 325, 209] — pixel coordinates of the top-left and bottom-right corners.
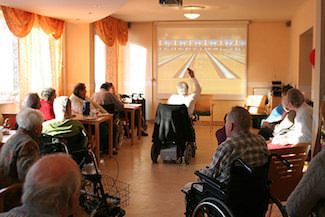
[92, 82, 124, 114]
[42, 96, 88, 149]
[0, 154, 81, 217]
[199, 106, 269, 184]
[39, 88, 56, 121]
[272, 88, 313, 145]
[0, 108, 43, 188]
[168, 68, 201, 117]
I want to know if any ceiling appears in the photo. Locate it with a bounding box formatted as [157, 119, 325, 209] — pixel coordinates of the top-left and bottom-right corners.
[0, 0, 308, 23]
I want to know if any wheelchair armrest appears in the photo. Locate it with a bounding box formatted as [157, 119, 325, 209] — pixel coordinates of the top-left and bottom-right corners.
[194, 171, 224, 191]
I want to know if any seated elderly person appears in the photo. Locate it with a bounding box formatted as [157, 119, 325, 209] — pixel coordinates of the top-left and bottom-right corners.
[92, 82, 124, 114]
[23, 93, 41, 110]
[42, 96, 88, 150]
[168, 68, 201, 117]
[70, 83, 114, 154]
[0, 108, 43, 188]
[70, 83, 107, 115]
[0, 154, 81, 217]
[271, 88, 313, 145]
[39, 88, 56, 121]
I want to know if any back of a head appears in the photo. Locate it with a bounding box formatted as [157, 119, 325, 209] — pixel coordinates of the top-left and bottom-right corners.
[287, 88, 305, 108]
[17, 107, 44, 131]
[23, 93, 41, 109]
[73, 83, 86, 97]
[100, 82, 113, 91]
[53, 96, 70, 118]
[41, 88, 56, 101]
[22, 154, 80, 213]
[282, 84, 293, 95]
[176, 82, 188, 95]
[228, 106, 251, 130]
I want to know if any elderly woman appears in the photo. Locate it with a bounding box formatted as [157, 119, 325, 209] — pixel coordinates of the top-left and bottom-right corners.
[42, 96, 88, 149]
[70, 83, 106, 115]
[0, 107, 43, 188]
[70, 83, 115, 154]
[23, 93, 41, 109]
[39, 88, 56, 121]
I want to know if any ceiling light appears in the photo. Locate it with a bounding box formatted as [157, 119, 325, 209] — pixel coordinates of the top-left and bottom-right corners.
[182, 5, 204, 20]
[184, 13, 200, 19]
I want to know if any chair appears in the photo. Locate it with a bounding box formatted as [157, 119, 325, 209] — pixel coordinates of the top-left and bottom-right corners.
[193, 94, 213, 128]
[268, 144, 310, 201]
[0, 183, 23, 212]
[245, 95, 268, 128]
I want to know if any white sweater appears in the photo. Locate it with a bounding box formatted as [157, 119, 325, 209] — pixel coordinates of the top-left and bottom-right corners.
[167, 77, 201, 117]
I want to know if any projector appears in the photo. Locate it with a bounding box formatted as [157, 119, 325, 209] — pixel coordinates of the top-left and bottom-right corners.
[159, 0, 183, 7]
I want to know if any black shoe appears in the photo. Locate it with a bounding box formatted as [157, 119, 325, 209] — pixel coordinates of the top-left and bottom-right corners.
[113, 151, 118, 155]
[141, 131, 148, 136]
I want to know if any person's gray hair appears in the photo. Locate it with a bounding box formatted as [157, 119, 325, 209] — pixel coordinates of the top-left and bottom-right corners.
[176, 81, 188, 95]
[22, 154, 80, 212]
[41, 88, 56, 101]
[228, 106, 251, 130]
[287, 88, 305, 108]
[53, 96, 70, 117]
[16, 107, 44, 131]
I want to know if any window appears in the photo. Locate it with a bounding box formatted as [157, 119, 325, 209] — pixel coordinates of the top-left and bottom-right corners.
[0, 11, 19, 102]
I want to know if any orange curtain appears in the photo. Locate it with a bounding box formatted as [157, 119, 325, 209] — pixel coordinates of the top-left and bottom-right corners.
[95, 16, 128, 47]
[1, 6, 35, 38]
[1, 6, 64, 40]
[117, 20, 128, 46]
[37, 15, 64, 40]
[105, 41, 119, 87]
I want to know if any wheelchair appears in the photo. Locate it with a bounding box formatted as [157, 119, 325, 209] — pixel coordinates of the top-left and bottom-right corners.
[39, 133, 126, 217]
[151, 103, 197, 164]
[183, 155, 290, 217]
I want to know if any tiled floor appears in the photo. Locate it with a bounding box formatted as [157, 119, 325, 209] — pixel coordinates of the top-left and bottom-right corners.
[100, 121, 221, 217]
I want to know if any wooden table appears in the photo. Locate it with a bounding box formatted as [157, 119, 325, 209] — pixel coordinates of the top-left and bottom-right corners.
[123, 104, 142, 145]
[72, 113, 113, 162]
[0, 130, 16, 148]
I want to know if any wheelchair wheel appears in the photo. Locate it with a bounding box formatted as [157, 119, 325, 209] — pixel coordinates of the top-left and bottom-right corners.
[151, 143, 159, 163]
[265, 194, 288, 217]
[192, 197, 234, 217]
[184, 143, 192, 165]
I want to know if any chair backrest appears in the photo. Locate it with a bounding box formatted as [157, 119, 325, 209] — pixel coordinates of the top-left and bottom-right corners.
[194, 94, 212, 114]
[153, 103, 192, 143]
[100, 104, 115, 114]
[0, 183, 23, 212]
[228, 159, 269, 217]
[268, 144, 310, 201]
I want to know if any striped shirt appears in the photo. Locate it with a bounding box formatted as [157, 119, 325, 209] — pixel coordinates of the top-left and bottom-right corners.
[200, 130, 269, 185]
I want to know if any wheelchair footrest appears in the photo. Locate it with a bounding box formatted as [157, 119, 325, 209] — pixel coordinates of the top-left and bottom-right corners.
[160, 146, 177, 161]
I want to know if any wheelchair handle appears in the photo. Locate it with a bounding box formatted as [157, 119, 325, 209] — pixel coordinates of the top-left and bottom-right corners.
[232, 158, 253, 174]
[269, 153, 292, 168]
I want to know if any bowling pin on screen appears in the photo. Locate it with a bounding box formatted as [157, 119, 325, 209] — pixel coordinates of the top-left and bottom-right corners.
[156, 22, 247, 99]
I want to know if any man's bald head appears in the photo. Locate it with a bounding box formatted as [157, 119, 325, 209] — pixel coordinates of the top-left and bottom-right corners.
[22, 154, 80, 217]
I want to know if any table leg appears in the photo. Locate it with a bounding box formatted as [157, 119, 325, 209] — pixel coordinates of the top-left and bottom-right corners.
[138, 108, 141, 140]
[95, 124, 100, 165]
[131, 110, 134, 145]
[108, 119, 113, 157]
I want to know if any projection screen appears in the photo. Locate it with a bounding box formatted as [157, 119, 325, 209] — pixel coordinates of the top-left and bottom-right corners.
[155, 21, 248, 99]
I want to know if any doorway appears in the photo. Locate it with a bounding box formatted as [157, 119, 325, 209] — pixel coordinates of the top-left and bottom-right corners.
[298, 27, 313, 101]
